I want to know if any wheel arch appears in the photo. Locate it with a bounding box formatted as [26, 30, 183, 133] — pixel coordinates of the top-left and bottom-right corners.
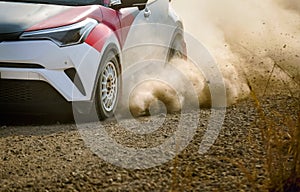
[73, 27, 122, 116]
[167, 26, 187, 61]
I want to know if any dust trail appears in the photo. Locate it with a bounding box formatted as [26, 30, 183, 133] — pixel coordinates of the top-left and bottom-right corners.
[172, 0, 300, 96]
[126, 0, 300, 116]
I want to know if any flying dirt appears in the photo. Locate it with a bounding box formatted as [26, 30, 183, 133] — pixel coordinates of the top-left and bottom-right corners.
[172, 0, 300, 97]
[126, 0, 300, 116]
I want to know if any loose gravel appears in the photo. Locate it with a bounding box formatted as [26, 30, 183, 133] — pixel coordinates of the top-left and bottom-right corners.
[0, 94, 299, 191]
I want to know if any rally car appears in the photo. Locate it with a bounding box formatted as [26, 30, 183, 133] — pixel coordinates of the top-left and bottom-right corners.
[0, 0, 185, 120]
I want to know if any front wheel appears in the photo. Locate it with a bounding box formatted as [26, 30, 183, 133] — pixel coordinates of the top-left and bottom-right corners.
[95, 50, 120, 120]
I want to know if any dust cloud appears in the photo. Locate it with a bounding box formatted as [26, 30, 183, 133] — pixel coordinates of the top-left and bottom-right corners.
[127, 0, 300, 117]
[172, 0, 300, 95]
[127, 58, 208, 117]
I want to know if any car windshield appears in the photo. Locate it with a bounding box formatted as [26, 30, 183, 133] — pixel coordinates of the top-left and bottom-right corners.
[0, 0, 105, 6]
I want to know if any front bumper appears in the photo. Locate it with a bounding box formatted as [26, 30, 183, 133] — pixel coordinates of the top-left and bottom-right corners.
[0, 40, 101, 103]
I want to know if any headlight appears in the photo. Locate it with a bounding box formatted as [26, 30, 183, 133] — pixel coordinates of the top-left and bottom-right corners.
[20, 18, 98, 47]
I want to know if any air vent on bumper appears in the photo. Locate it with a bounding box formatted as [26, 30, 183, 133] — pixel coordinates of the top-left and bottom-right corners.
[64, 68, 86, 96]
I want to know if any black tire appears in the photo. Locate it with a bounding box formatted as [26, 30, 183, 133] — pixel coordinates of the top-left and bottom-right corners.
[95, 50, 120, 120]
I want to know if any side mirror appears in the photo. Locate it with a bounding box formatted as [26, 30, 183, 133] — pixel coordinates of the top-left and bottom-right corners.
[110, 0, 148, 10]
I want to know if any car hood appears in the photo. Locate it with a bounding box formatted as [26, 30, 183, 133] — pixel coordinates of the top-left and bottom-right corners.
[0, 1, 70, 40]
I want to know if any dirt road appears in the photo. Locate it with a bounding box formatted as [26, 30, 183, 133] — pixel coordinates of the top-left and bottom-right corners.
[0, 93, 299, 192]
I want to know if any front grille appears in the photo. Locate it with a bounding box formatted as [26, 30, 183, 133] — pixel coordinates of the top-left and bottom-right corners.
[1, 81, 33, 102]
[0, 79, 64, 103]
[0, 79, 72, 114]
[1, 80, 37, 102]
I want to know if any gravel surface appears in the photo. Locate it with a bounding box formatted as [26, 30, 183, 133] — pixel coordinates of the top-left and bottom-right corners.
[0, 94, 299, 192]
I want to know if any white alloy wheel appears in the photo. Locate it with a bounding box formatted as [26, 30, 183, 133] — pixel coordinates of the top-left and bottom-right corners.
[95, 50, 120, 120]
